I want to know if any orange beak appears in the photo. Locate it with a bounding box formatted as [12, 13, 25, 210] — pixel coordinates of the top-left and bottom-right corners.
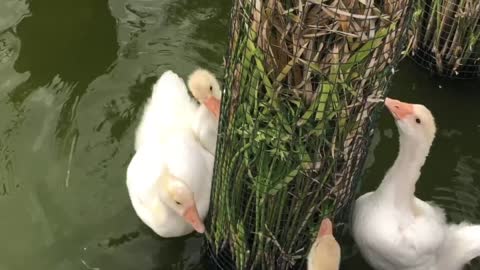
[204, 96, 221, 119]
[182, 205, 205, 234]
[385, 98, 414, 120]
[318, 218, 333, 239]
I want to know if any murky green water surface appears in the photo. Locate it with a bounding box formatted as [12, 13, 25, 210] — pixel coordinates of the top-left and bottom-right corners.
[0, 1, 479, 269]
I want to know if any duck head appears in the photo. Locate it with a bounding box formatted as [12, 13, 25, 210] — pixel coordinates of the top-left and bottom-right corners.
[307, 218, 341, 270]
[385, 98, 436, 147]
[161, 175, 205, 233]
[188, 68, 222, 119]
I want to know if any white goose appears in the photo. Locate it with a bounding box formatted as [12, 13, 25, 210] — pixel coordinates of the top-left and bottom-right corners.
[308, 218, 341, 270]
[127, 70, 220, 237]
[352, 98, 480, 270]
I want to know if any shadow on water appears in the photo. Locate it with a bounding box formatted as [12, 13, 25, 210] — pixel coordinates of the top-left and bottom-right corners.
[11, 0, 118, 140]
[13, 0, 117, 88]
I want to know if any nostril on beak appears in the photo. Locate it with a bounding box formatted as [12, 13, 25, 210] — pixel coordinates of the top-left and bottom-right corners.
[394, 105, 399, 109]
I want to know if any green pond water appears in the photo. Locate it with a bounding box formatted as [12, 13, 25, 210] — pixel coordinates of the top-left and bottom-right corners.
[0, 0, 479, 269]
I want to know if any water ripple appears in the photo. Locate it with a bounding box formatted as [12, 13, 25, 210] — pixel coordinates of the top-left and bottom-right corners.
[433, 156, 480, 223]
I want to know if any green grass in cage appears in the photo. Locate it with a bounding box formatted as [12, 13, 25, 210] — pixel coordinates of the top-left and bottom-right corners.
[209, 0, 410, 268]
[412, 0, 480, 76]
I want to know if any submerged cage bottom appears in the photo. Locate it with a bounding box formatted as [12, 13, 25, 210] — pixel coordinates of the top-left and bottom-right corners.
[206, 241, 236, 270]
[411, 46, 480, 79]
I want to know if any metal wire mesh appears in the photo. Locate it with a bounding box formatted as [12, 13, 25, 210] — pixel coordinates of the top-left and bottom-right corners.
[206, 0, 412, 269]
[411, 0, 480, 79]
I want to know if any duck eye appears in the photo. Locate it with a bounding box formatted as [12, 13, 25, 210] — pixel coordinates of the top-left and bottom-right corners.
[415, 118, 421, 124]
[209, 86, 213, 91]
[175, 201, 181, 205]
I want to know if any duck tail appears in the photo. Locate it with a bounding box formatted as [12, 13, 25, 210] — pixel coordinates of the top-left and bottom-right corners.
[440, 222, 480, 269]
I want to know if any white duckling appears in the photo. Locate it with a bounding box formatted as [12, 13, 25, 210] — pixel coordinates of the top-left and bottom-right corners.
[352, 98, 480, 270]
[188, 68, 222, 155]
[308, 218, 341, 270]
[127, 70, 216, 237]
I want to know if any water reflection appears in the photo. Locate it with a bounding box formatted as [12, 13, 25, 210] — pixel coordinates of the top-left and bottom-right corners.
[12, 1, 116, 149]
[0, 0, 29, 32]
[13, 0, 117, 89]
[0, 0, 119, 268]
[97, 231, 140, 248]
[97, 74, 157, 141]
[433, 156, 480, 223]
[1, 0, 229, 268]
[0, 7, 29, 199]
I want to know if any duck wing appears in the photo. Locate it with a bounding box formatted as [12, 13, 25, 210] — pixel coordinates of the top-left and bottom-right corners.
[135, 71, 198, 151]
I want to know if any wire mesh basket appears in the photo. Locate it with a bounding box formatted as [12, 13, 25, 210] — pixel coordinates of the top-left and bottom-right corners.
[411, 0, 480, 79]
[206, 0, 413, 269]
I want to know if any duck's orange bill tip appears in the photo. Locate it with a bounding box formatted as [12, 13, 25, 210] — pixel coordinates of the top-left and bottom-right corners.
[204, 96, 221, 119]
[385, 97, 414, 120]
[319, 218, 333, 237]
[183, 206, 205, 234]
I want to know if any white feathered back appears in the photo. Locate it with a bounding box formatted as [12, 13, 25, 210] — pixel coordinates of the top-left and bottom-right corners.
[135, 71, 198, 150]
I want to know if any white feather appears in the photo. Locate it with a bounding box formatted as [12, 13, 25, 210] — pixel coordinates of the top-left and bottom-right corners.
[127, 70, 214, 237]
[353, 100, 480, 270]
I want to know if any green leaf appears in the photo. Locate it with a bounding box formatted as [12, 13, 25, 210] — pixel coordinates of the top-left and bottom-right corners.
[341, 24, 396, 72]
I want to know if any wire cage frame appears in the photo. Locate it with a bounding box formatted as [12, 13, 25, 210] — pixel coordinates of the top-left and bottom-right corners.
[410, 0, 480, 79]
[206, 0, 413, 269]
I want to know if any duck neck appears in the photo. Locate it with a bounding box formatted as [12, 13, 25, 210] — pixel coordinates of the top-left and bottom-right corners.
[377, 134, 431, 213]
